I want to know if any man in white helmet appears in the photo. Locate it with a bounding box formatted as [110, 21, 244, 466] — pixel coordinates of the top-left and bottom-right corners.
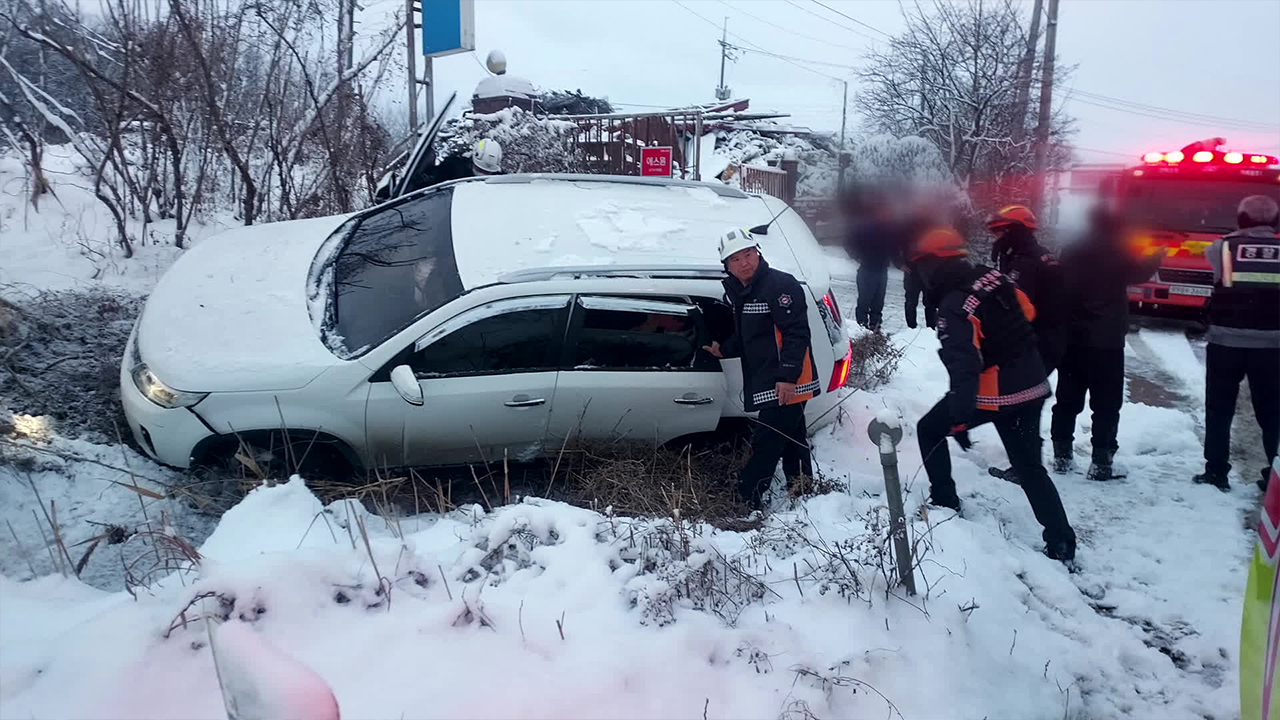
[471, 138, 503, 176]
[704, 229, 821, 510]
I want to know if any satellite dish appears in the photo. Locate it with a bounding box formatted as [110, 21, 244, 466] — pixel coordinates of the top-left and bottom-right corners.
[486, 50, 507, 75]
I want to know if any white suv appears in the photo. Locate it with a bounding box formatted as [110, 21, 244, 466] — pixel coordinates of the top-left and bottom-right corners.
[121, 175, 852, 474]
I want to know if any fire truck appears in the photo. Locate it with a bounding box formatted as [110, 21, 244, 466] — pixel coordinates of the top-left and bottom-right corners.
[1100, 138, 1280, 317]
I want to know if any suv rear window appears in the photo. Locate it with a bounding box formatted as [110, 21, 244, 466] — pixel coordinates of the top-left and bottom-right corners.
[330, 189, 464, 353]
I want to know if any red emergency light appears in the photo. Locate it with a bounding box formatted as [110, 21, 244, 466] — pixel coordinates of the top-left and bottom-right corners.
[1140, 149, 1278, 166]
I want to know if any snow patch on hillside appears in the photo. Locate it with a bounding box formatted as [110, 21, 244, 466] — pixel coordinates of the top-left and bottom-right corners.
[0, 145, 231, 294]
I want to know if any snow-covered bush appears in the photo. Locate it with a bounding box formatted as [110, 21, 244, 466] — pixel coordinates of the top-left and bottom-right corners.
[846, 134, 954, 186]
[437, 107, 588, 174]
[605, 515, 768, 627]
[708, 128, 841, 197]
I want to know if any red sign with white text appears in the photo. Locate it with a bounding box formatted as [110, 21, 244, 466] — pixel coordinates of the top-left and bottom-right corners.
[640, 146, 673, 177]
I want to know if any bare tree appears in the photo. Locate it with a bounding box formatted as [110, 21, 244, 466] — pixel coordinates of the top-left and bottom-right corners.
[856, 0, 1073, 204]
[1, 0, 406, 254]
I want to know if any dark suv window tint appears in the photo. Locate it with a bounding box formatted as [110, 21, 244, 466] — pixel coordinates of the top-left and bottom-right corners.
[412, 304, 563, 376]
[572, 305, 698, 370]
[332, 189, 464, 353]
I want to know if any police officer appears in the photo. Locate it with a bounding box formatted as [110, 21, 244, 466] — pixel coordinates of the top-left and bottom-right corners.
[1195, 195, 1280, 492]
[704, 229, 821, 510]
[907, 227, 1077, 563]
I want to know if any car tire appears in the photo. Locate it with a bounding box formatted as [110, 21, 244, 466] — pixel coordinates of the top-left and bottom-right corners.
[185, 431, 357, 510]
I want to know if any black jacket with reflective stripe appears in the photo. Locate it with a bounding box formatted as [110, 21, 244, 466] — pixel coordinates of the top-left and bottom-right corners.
[995, 235, 1067, 368]
[934, 260, 1048, 425]
[721, 260, 821, 412]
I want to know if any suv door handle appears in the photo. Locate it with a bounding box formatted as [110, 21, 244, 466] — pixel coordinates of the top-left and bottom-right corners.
[505, 395, 546, 408]
[673, 395, 714, 406]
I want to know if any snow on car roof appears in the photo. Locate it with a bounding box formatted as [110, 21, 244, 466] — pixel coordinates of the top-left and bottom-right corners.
[449, 177, 808, 289]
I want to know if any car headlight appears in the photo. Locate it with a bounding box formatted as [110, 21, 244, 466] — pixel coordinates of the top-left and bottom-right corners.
[131, 362, 208, 408]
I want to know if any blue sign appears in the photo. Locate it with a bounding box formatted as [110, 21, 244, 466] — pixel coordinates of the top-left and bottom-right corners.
[421, 0, 475, 57]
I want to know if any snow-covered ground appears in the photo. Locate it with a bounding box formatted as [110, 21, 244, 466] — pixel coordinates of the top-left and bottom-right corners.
[0, 145, 234, 294]
[0, 165, 1265, 719]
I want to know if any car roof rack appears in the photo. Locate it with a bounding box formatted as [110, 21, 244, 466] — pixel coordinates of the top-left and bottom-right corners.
[497, 265, 727, 284]
[480, 173, 751, 199]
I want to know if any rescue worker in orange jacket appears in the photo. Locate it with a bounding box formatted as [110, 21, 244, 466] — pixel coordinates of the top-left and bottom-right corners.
[988, 205, 1068, 372]
[908, 227, 1077, 563]
[705, 229, 820, 510]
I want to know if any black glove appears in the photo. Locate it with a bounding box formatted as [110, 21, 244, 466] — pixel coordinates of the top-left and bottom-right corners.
[950, 424, 972, 451]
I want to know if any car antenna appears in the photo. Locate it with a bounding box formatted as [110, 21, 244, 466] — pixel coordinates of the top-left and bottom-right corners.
[749, 205, 789, 235]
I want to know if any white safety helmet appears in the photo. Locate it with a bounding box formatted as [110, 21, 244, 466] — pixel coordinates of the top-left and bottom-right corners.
[472, 138, 503, 174]
[718, 228, 759, 261]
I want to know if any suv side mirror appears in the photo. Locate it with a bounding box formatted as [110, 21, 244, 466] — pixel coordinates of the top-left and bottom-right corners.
[390, 365, 424, 405]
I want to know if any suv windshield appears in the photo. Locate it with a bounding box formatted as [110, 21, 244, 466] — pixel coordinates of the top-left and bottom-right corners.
[329, 189, 464, 353]
[1120, 178, 1280, 234]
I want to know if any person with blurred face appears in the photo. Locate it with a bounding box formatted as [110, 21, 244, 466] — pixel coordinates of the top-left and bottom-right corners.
[1048, 205, 1164, 482]
[844, 188, 894, 331]
[1195, 194, 1280, 492]
[705, 229, 821, 510]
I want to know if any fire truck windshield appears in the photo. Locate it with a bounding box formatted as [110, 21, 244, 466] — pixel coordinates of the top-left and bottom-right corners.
[1121, 178, 1280, 235]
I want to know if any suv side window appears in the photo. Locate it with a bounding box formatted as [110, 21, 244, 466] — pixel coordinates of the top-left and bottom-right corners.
[410, 296, 569, 377]
[570, 296, 701, 370]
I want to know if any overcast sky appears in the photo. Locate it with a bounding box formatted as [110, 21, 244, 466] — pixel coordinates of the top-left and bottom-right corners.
[413, 0, 1280, 164]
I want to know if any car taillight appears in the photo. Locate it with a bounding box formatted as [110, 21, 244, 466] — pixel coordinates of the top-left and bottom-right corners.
[822, 292, 842, 325]
[828, 340, 852, 392]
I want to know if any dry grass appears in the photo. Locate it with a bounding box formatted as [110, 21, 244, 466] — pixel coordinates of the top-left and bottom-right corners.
[845, 331, 903, 392]
[557, 439, 753, 522]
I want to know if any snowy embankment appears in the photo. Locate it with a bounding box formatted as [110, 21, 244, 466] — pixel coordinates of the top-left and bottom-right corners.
[1, 309, 1255, 719]
[0, 145, 232, 293]
[0, 153, 1258, 720]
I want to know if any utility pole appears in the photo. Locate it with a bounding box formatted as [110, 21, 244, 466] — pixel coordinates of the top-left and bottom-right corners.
[837, 79, 850, 196]
[1011, 0, 1044, 146]
[1031, 0, 1059, 215]
[405, 0, 419, 132]
[423, 56, 434, 129]
[839, 80, 848, 149]
[715, 17, 730, 101]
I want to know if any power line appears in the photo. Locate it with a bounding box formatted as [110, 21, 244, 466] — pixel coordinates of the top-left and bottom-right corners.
[717, 0, 866, 51]
[1071, 146, 1135, 159]
[781, 0, 880, 44]
[807, 0, 893, 38]
[1066, 91, 1280, 134]
[1066, 88, 1279, 132]
[672, 0, 844, 82]
[726, 43, 859, 73]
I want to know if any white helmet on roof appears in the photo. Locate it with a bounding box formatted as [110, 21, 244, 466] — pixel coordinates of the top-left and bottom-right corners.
[718, 228, 758, 261]
[472, 138, 502, 174]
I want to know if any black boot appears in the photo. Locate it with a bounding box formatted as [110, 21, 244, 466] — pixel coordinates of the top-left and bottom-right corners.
[988, 466, 1019, 484]
[1051, 441, 1074, 474]
[1086, 449, 1120, 482]
[1193, 470, 1230, 492]
[926, 492, 962, 516]
[1044, 535, 1077, 565]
